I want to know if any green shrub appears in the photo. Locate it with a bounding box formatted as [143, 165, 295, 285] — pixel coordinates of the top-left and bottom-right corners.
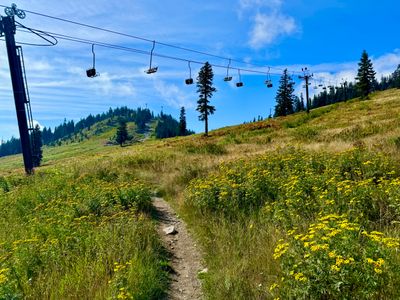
[183, 142, 227, 155]
[292, 126, 319, 141]
[0, 177, 9, 193]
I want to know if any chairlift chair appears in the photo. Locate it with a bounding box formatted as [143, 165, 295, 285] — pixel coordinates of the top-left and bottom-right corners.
[236, 69, 243, 87]
[265, 68, 273, 88]
[86, 68, 97, 78]
[185, 61, 194, 85]
[265, 80, 273, 88]
[146, 41, 158, 75]
[224, 76, 232, 82]
[86, 44, 99, 78]
[224, 59, 232, 82]
[146, 67, 158, 74]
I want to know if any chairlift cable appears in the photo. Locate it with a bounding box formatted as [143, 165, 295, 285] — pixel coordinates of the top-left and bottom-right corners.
[0, 4, 303, 75]
[16, 27, 285, 76]
[14, 21, 58, 46]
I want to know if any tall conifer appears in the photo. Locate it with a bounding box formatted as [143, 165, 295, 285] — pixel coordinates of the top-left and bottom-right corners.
[115, 120, 128, 147]
[32, 124, 43, 167]
[355, 50, 376, 98]
[179, 107, 187, 136]
[196, 62, 216, 136]
[274, 69, 295, 117]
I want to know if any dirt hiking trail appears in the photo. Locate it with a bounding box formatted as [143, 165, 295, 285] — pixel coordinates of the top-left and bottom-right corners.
[153, 197, 204, 300]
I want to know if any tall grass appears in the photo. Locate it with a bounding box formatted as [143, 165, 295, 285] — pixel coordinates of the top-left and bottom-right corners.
[183, 148, 400, 299]
[0, 168, 168, 299]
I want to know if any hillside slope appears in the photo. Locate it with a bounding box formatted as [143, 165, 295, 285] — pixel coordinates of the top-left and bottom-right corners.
[2, 89, 400, 175]
[1, 89, 400, 299]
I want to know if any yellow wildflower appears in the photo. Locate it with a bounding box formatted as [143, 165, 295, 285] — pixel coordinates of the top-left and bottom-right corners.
[273, 242, 289, 259]
[331, 265, 340, 272]
[269, 283, 278, 291]
[294, 272, 307, 282]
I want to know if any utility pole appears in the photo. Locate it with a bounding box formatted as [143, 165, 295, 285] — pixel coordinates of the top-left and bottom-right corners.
[1, 4, 34, 174]
[299, 67, 313, 114]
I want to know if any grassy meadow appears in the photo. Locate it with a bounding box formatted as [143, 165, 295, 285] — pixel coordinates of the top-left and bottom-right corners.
[1, 89, 400, 299]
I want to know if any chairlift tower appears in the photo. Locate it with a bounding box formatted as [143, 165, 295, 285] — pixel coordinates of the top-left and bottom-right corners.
[299, 67, 313, 114]
[0, 4, 34, 174]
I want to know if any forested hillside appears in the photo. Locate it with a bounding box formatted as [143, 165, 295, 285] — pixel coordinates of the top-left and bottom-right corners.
[0, 106, 193, 157]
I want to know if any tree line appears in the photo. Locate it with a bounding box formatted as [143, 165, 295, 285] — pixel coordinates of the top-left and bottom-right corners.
[193, 51, 400, 135]
[274, 50, 400, 117]
[115, 107, 193, 146]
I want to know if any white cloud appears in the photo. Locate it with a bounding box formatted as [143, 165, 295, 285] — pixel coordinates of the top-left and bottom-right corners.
[89, 72, 136, 97]
[249, 12, 297, 48]
[237, 0, 299, 48]
[373, 50, 400, 77]
[153, 80, 195, 109]
[23, 59, 53, 72]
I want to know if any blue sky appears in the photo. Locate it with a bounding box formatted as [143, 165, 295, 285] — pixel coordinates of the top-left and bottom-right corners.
[1, 0, 399, 141]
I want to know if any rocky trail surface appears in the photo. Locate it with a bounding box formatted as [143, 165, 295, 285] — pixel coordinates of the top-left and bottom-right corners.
[153, 197, 204, 300]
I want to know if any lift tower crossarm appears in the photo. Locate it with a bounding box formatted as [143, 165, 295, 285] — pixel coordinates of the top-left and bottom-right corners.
[1, 14, 34, 174]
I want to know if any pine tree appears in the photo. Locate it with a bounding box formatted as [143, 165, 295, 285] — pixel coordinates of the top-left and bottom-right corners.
[294, 94, 305, 112]
[32, 124, 43, 167]
[355, 50, 376, 98]
[196, 62, 216, 136]
[274, 69, 295, 117]
[392, 64, 400, 88]
[115, 120, 128, 147]
[179, 107, 187, 136]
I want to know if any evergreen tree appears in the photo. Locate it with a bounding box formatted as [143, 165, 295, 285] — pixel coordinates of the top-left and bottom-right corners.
[391, 65, 400, 88]
[274, 69, 295, 117]
[355, 50, 376, 98]
[294, 94, 305, 112]
[196, 62, 216, 136]
[155, 113, 179, 138]
[179, 107, 187, 136]
[32, 125, 43, 167]
[115, 120, 128, 147]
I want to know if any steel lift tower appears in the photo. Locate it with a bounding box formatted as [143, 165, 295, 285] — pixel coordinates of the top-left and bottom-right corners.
[1, 4, 34, 174]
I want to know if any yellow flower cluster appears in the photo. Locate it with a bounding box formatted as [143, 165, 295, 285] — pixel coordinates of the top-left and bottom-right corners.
[273, 242, 289, 259]
[330, 255, 355, 272]
[113, 262, 127, 273]
[0, 268, 9, 284]
[362, 231, 400, 248]
[117, 287, 132, 299]
[365, 257, 385, 274]
[293, 272, 307, 282]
